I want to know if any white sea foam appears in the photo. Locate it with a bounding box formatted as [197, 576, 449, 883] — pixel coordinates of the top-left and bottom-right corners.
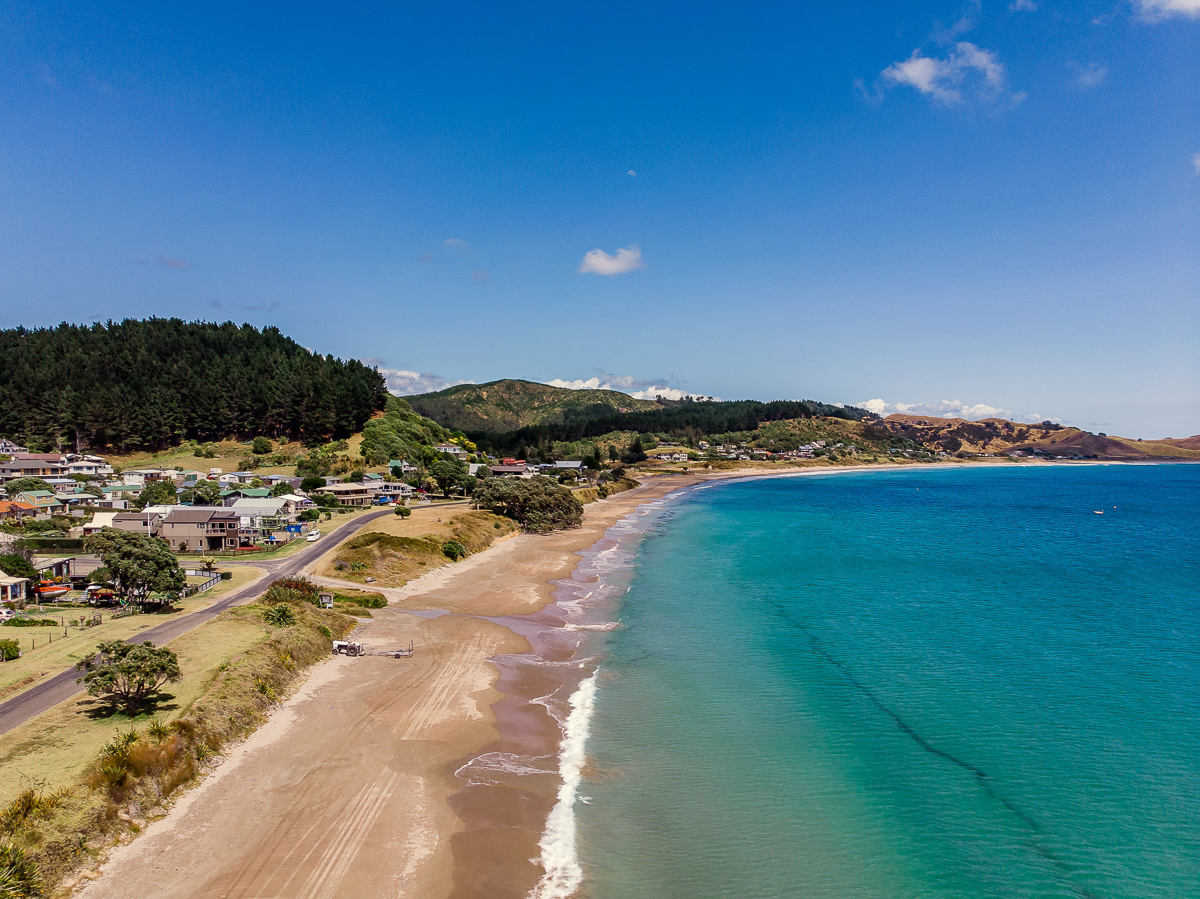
[455, 752, 557, 785]
[528, 671, 599, 899]
[563, 621, 622, 632]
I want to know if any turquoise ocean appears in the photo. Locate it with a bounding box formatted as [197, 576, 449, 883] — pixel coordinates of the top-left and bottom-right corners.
[550, 464, 1199, 899]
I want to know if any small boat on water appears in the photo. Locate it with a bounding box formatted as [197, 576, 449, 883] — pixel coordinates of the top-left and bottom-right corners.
[35, 581, 70, 599]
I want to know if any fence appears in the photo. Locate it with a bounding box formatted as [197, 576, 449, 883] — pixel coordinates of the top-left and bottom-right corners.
[183, 573, 222, 597]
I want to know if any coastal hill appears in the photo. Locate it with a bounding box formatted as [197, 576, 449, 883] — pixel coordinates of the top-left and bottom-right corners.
[405, 379, 661, 434]
[0, 319, 387, 452]
[882, 414, 1200, 460]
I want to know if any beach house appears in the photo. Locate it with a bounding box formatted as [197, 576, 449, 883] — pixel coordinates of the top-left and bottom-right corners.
[160, 508, 242, 552]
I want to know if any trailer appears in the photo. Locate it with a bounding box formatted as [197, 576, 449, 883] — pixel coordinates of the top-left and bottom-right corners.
[332, 640, 414, 659]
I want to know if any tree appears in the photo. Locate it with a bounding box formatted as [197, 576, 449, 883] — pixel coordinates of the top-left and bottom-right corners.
[348, 469, 364, 483]
[312, 492, 338, 507]
[270, 481, 293, 497]
[251, 436, 272, 455]
[0, 553, 38, 582]
[84, 528, 186, 605]
[472, 477, 584, 533]
[75, 640, 181, 717]
[621, 436, 648, 464]
[83, 482, 104, 497]
[393, 506, 411, 519]
[135, 479, 176, 509]
[430, 460, 467, 496]
[300, 476, 327, 493]
[474, 464, 492, 480]
[190, 480, 223, 506]
[4, 477, 52, 495]
[608, 445, 619, 462]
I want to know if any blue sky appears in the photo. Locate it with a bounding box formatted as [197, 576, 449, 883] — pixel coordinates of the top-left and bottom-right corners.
[1, 1, 1196, 437]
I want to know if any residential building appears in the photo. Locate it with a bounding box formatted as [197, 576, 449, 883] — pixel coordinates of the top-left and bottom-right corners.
[323, 482, 377, 506]
[65, 455, 114, 478]
[83, 511, 119, 535]
[388, 460, 418, 475]
[0, 439, 29, 454]
[0, 574, 29, 605]
[489, 462, 532, 478]
[222, 487, 272, 505]
[372, 482, 413, 500]
[112, 510, 165, 537]
[228, 498, 292, 540]
[0, 500, 36, 522]
[12, 490, 65, 514]
[161, 508, 241, 552]
[0, 457, 67, 483]
[434, 443, 470, 461]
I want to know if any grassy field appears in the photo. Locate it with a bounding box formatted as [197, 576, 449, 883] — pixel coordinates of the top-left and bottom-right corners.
[0, 567, 265, 703]
[0, 613, 268, 804]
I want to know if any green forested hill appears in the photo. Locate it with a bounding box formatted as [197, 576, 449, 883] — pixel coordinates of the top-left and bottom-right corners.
[406, 379, 661, 434]
[0, 319, 387, 451]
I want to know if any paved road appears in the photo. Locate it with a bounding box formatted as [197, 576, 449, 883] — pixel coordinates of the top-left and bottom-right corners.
[0, 508, 394, 736]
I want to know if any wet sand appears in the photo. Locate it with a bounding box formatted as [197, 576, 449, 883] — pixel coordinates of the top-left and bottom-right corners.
[74, 475, 699, 899]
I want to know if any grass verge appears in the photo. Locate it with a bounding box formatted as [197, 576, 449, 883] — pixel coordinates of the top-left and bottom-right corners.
[0, 601, 355, 895]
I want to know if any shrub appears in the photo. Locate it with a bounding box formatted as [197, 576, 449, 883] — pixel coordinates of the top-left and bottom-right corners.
[262, 604, 296, 627]
[251, 436, 272, 455]
[393, 506, 411, 518]
[262, 576, 320, 605]
[2, 619, 59, 628]
[0, 640, 19, 661]
[472, 477, 583, 534]
[0, 840, 44, 898]
[442, 541, 467, 561]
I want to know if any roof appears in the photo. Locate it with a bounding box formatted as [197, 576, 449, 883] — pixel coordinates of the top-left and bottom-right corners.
[325, 482, 373, 493]
[228, 498, 287, 513]
[88, 512, 118, 528]
[1, 458, 65, 469]
[17, 490, 55, 498]
[164, 508, 239, 523]
[0, 501, 36, 512]
[490, 464, 527, 473]
[554, 460, 584, 468]
[0, 574, 29, 586]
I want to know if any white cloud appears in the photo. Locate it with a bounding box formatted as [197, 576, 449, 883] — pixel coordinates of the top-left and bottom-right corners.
[1192, 152, 1200, 174]
[1009, 0, 1038, 10]
[361, 358, 473, 396]
[1136, 0, 1200, 21]
[545, 371, 718, 402]
[1075, 63, 1108, 88]
[858, 398, 1016, 420]
[881, 42, 1022, 106]
[579, 246, 645, 276]
[442, 237, 468, 248]
[627, 170, 637, 176]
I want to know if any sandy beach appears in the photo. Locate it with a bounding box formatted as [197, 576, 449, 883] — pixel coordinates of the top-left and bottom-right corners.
[73, 474, 700, 899]
[72, 462, 1054, 899]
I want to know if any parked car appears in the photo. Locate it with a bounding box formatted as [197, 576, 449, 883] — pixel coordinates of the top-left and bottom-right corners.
[0, 607, 16, 621]
[306, 530, 321, 542]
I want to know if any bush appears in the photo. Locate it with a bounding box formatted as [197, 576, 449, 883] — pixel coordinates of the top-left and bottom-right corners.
[251, 436, 272, 455]
[0, 840, 44, 898]
[0, 639, 19, 661]
[393, 506, 411, 518]
[262, 576, 320, 605]
[2, 619, 59, 628]
[442, 541, 467, 561]
[262, 604, 296, 627]
[220, 571, 232, 580]
[472, 477, 584, 534]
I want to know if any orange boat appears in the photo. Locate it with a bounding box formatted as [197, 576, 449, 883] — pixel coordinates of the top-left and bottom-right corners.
[35, 581, 70, 599]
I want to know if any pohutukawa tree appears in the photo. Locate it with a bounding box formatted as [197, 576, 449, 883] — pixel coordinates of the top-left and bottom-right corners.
[76, 640, 182, 717]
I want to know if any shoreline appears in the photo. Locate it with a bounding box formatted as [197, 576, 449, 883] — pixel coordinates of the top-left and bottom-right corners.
[71, 460, 1095, 898]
